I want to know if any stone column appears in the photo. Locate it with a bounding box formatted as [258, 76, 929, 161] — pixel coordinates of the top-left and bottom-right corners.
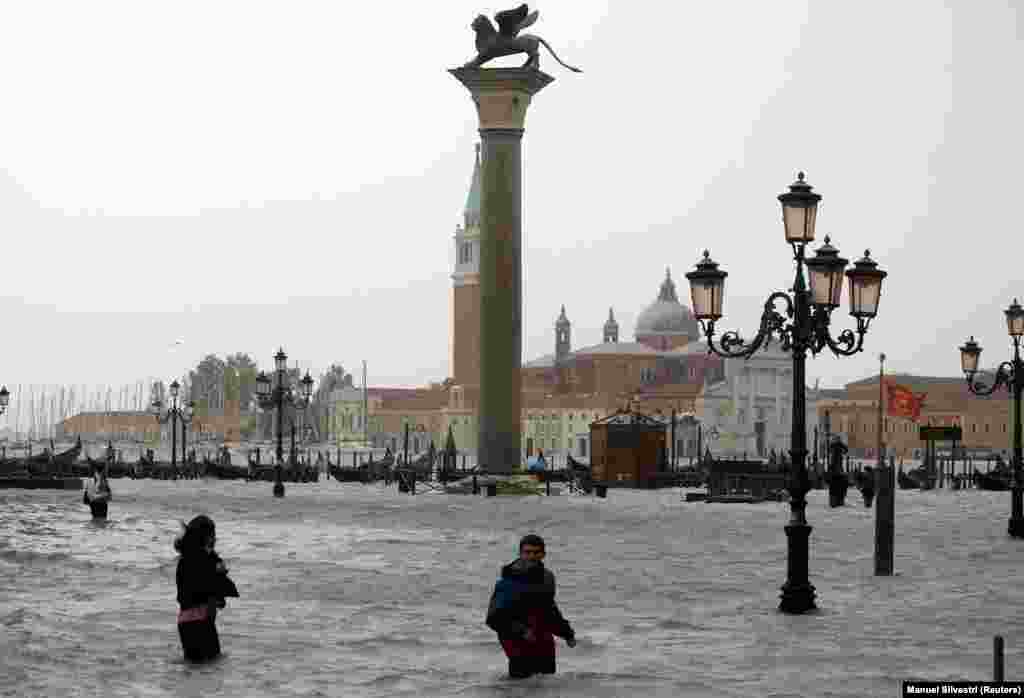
[450, 67, 553, 475]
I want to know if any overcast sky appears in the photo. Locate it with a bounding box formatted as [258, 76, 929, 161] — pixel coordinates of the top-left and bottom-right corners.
[0, 1, 1020, 421]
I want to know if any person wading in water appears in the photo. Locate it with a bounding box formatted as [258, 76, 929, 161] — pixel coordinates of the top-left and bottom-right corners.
[174, 515, 239, 662]
[83, 464, 112, 519]
[486, 534, 576, 679]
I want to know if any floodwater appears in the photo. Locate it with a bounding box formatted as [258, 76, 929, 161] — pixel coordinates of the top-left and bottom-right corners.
[0, 479, 1021, 697]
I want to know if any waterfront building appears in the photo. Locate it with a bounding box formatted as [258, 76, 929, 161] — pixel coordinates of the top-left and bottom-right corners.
[817, 374, 1016, 461]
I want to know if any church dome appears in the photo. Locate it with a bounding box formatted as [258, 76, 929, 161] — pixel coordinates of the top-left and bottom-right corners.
[635, 268, 699, 339]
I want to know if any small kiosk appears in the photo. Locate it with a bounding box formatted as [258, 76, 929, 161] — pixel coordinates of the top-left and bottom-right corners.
[589, 409, 666, 488]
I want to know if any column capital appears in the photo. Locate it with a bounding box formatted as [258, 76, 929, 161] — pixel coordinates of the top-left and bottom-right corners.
[449, 67, 554, 130]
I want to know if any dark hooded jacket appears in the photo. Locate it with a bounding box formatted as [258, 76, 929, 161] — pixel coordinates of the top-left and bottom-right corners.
[485, 559, 574, 659]
[176, 551, 240, 612]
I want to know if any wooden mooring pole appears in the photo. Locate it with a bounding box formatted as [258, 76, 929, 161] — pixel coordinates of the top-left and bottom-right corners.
[874, 463, 895, 575]
[994, 635, 1004, 682]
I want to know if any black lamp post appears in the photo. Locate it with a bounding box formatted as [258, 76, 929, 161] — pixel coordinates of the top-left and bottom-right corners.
[255, 348, 314, 498]
[152, 380, 194, 469]
[685, 172, 888, 614]
[959, 298, 1024, 539]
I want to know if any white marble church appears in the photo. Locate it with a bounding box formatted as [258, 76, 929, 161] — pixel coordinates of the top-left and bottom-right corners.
[694, 342, 821, 459]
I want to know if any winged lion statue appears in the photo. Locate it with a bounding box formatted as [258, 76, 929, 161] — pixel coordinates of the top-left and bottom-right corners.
[462, 4, 582, 73]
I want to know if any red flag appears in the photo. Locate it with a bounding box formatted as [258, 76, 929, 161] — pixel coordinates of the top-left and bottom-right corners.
[884, 379, 926, 422]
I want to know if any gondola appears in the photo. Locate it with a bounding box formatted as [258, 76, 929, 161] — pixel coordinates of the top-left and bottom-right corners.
[329, 464, 370, 483]
[897, 470, 920, 489]
[974, 468, 1011, 491]
[331, 452, 394, 483]
[18, 441, 85, 477]
[398, 451, 434, 476]
[84, 456, 133, 479]
[51, 441, 83, 467]
[207, 460, 250, 480]
[0, 458, 30, 477]
[246, 459, 317, 482]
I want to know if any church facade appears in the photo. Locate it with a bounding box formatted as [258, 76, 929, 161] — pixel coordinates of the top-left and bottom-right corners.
[694, 343, 821, 459]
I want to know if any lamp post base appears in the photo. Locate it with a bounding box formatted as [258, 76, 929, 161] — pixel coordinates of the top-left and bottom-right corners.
[273, 465, 285, 498]
[779, 523, 817, 614]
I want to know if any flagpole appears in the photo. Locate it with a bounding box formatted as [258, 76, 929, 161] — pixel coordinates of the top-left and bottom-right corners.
[877, 353, 886, 467]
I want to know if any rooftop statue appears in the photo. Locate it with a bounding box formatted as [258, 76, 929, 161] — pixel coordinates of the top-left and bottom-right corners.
[462, 4, 582, 73]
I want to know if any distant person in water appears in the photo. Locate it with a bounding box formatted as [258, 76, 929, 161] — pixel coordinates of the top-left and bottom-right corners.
[83, 465, 111, 519]
[486, 534, 576, 679]
[174, 515, 239, 662]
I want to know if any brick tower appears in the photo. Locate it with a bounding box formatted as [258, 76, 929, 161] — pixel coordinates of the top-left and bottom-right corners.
[451, 144, 482, 389]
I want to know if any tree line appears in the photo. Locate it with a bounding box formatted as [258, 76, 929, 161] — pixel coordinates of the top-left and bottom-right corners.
[179, 353, 355, 442]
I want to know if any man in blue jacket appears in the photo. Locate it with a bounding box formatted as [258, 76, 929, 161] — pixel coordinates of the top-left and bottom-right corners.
[486, 534, 576, 679]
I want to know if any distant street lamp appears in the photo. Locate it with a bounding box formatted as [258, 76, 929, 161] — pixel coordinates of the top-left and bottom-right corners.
[959, 297, 1024, 539]
[0, 386, 10, 459]
[685, 172, 888, 614]
[255, 348, 314, 497]
[152, 380, 194, 469]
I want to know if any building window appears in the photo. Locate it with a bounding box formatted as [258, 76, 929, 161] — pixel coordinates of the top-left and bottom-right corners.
[985, 423, 990, 433]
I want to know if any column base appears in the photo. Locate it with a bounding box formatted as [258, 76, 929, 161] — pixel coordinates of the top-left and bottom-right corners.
[1008, 516, 1024, 539]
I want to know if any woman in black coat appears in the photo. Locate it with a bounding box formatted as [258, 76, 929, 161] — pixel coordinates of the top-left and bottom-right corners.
[174, 515, 239, 662]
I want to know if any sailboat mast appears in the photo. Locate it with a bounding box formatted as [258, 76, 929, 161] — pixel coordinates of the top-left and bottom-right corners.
[15, 385, 22, 442]
[363, 360, 368, 448]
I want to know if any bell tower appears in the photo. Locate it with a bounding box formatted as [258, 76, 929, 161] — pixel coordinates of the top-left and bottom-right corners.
[451, 144, 482, 388]
[603, 307, 619, 343]
[555, 305, 572, 363]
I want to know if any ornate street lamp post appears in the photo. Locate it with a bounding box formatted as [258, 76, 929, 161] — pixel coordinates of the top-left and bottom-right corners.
[685, 172, 888, 614]
[255, 348, 314, 497]
[152, 380, 194, 469]
[959, 298, 1024, 538]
